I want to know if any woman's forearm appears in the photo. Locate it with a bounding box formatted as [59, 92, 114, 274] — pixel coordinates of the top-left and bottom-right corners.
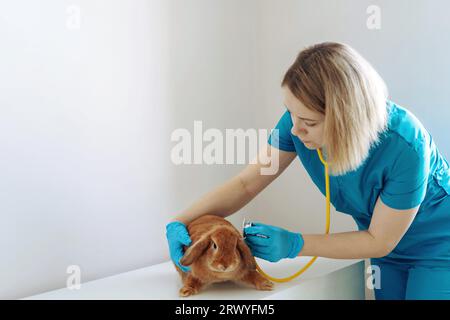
[171, 175, 254, 225]
[299, 230, 388, 259]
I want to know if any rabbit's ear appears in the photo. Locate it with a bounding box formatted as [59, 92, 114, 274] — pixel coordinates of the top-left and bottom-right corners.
[237, 238, 257, 270]
[180, 236, 210, 266]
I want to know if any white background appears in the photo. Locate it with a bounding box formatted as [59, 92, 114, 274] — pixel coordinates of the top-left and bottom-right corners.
[0, 0, 449, 299]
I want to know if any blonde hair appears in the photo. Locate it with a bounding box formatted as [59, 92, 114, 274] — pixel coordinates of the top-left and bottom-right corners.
[282, 42, 389, 176]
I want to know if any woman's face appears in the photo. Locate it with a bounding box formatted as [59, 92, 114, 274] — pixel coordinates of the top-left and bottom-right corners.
[282, 86, 325, 150]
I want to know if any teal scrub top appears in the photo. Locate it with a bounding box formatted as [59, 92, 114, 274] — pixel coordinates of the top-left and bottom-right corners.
[268, 100, 450, 267]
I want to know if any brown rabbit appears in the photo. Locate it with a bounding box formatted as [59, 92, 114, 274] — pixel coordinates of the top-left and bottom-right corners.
[174, 214, 274, 297]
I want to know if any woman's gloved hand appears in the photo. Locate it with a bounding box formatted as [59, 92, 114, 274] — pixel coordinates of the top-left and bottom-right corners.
[165, 221, 192, 272]
[243, 222, 304, 262]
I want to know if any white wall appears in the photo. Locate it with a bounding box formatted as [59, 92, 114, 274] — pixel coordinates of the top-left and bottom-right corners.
[0, 0, 175, 299]
[1, 0, 449, 299]
[0, 0, 262, 299]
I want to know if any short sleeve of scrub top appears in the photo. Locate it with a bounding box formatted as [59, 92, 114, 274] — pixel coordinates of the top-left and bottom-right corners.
[267, 110, 296, 152]
[379, 138, 431, 210]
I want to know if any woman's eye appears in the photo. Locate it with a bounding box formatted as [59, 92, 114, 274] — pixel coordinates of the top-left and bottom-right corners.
[306, 123, 316, 127]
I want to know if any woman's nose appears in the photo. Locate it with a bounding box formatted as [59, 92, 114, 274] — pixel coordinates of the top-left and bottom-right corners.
[291, 125, 307, 137]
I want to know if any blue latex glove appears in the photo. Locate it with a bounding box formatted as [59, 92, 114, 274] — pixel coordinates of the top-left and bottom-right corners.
[243, 222, 304, 262]
[165, 221, 192, 272]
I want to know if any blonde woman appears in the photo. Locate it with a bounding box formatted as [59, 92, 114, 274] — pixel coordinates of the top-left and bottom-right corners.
[166, 42, 450, 300]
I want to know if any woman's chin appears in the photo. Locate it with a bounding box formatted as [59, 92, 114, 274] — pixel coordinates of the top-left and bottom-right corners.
[303, 141, 317, 149]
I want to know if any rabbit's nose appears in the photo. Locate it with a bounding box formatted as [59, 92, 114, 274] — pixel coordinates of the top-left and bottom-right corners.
[217, 264, 227, 271]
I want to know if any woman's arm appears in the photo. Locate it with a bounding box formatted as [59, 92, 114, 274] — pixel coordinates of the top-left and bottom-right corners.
[171, 143, 297, 224]
[298, 196, 419, 259]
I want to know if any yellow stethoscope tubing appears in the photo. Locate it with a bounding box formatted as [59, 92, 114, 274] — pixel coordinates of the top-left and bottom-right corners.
[254, 148, 330, 283]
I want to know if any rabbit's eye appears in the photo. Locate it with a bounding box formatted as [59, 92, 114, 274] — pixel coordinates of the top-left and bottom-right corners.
[212, 242, 217, 249]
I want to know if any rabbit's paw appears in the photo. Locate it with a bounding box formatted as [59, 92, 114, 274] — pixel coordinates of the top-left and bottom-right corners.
[239, 270, 275, 291]
[179, 286, 199, 297]
[255, 278, 274, 291]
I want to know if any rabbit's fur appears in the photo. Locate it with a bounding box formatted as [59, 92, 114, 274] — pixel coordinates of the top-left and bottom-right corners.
[174, 214, 274, 297]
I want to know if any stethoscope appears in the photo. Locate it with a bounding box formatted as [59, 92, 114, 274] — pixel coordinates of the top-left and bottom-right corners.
[243, 148, 331, 283]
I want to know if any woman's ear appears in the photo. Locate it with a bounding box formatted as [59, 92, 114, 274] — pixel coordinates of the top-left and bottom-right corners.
[237, 237, 257, 270]
[180, 236, 210, 266]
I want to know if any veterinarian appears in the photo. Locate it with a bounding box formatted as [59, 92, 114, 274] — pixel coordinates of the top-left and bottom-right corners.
[166, 42, 450, 300]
